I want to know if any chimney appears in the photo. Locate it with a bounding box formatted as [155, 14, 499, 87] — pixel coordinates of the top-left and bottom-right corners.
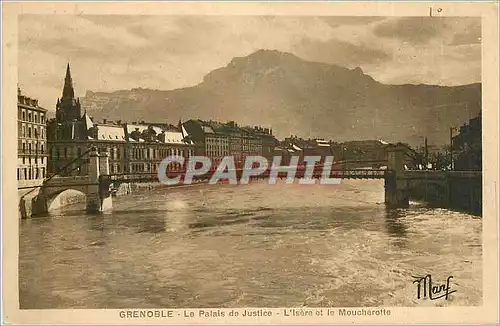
[103, 119, 107, 124]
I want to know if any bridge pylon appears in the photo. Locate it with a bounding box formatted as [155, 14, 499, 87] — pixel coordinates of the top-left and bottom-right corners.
[384, 144, 410, 208]
[86, 147, 112, 213]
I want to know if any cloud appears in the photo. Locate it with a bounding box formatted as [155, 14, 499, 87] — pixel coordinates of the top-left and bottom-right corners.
[373, 17, 482, 46]
[373, 17, 453, 44]
[292, 37, 391, 67]
[320, 16, 387, 27]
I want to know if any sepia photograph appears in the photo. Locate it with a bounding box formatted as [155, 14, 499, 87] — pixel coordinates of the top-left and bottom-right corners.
[2, 2, 499, 324]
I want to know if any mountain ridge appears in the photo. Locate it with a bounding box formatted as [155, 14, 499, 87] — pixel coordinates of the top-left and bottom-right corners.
[80, 49, 481, 146]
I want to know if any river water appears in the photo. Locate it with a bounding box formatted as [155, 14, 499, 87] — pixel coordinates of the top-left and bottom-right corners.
[19, 179, 482, 309]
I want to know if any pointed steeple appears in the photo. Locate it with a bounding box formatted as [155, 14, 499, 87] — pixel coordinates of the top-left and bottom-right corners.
[62, 63, 75, 100]
[56, 62, 81, 122]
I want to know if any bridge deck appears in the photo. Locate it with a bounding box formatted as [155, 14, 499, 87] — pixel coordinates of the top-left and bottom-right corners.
[102, 169, 388, 183]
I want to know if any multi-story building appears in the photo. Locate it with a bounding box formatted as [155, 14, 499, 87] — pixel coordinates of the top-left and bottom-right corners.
[452, 114, 482, 171]
[241, 126, 274, 160]
[47, 64, 195, 177]
[17, 88, 48, 188]
[124, 123, 195, 174]
[89, 120, 127, 174]
[182, 120, 230, 166]
[183, 119, 277, 167]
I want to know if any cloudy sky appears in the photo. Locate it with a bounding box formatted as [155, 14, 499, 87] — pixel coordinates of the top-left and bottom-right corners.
[18, 15, 481, 109]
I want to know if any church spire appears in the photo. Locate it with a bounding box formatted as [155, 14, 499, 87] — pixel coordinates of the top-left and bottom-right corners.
[56, 62, 81, 122]
[62, 63, 75, 100]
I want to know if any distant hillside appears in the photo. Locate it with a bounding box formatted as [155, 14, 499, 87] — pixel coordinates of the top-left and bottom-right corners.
[81, 49, 481, 146]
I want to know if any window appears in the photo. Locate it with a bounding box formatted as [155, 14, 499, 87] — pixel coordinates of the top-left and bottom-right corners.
[28, 127, 31, 138]
[41, 115, 45, 124]
[22, 143, 25, 152]
[22, 111, 26, 120]
[41, 144, 44, 153]
[42, 168, 45, 179]
[24, 169, 27, 180]
[17, 169, 20, 180]
[28, 143, 31, 152]
[28, 112, 32, 122]
[34, 128, 38, 138]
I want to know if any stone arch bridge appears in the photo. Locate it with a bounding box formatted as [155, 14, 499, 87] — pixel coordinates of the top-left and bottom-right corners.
[27, 148, 113, 216]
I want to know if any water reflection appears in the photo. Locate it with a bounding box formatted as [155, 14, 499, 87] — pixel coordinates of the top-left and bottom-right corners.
[384, 208, 409, 248]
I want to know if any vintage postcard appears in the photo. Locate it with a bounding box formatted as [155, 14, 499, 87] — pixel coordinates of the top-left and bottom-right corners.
[2, 1, 499, 324]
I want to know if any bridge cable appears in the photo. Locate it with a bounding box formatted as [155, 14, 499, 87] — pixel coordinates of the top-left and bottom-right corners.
[19, 148, 93, 199]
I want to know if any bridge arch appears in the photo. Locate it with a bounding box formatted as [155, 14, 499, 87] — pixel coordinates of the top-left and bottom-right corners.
[37, 185, 89, 214]
[44, 187, 88, 212]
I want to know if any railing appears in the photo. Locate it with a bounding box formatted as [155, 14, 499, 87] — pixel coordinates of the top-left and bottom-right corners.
[44, 175, 91, 185]
[328, 169, 387, 178]
[403, 169, 481, 180]
[102, 168, 390, 184]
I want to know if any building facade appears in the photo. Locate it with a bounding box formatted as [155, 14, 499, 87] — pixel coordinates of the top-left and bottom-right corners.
[452, 114, 482, 171]
[17, 88, 48, 188]
[47, 64, 195, 177]
[183, 119, 277, 167]
[125, 123, 195, 174]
